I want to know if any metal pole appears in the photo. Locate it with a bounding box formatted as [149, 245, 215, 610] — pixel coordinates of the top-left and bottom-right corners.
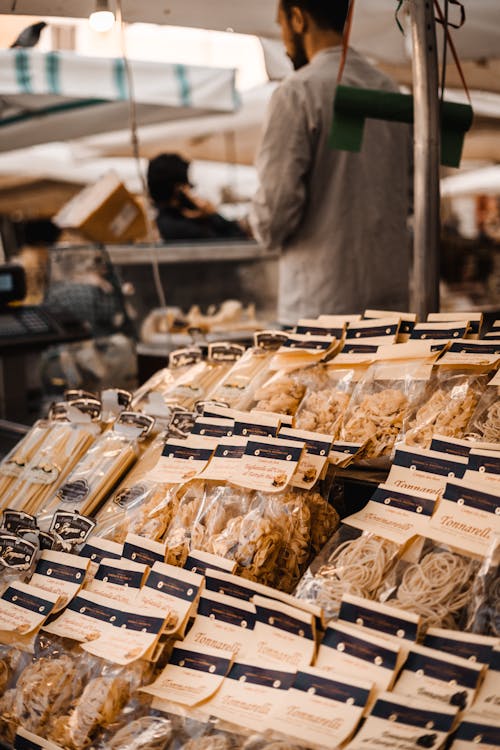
[410, 0, 441, 318]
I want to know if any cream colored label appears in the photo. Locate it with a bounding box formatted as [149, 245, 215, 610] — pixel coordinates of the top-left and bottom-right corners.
[375, 342, 438, 361]
[466, 658, 500, 721]
[122, 533, 166, 566]
[43, 589, 116, 642]
[85, 557, 147, 606]
[252, 595, 315, 670]
[136, 561, 203, 636]
[205, 658, 295, 733]
[279, 427, 332, 490]
[489, 369, 500, 387]
[0, 582, 59, 638]
[146, 438, 215, 484]
[184, 549, 237, 574]
[232, 436, 305, 492]
[81, 604, 167, 665]
[393, 644, 484, 710]
[197, 437, 248, 483]
[428, 478, 500, 557]
[183, 591, 256, 660]
[315, 622, 401, 696]
[142, 643, 233, 707]
[30, 550, 89, 612]
[345, 483, 436, 545]
[339, 593, 420, 644]
[268, 666, 371, 749]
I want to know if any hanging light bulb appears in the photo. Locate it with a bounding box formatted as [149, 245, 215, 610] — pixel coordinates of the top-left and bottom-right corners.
[89, 0, 115, 33]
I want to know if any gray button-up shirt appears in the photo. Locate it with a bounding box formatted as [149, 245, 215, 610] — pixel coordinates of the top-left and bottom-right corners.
[250, 46, 411, 326]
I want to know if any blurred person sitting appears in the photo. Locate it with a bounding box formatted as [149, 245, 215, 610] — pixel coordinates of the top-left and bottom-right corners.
[147, 153, 248, 241]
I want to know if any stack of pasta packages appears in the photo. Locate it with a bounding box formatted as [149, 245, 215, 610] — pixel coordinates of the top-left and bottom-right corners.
[0, 315, 499, 750]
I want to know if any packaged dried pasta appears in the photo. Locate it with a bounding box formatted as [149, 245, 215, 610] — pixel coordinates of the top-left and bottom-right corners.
[95, 431, 178, 543]
[341, 348, 437, 459]
[205, 345, 276, 410]
[382, 536, 481, 632]
[97, 701, 174, 750]
[293, 364, 355, 437]
[0, 645, 30, 699]
[295, 524, 401, 622]
[466, 539, 499, 637]
[250, 371, 307, 416]
[38, 413, 155, 525]
[404, 369, 490, 448]
[466, 380, 500, 443]
[0, 420, 51, 503]
[0, 412, 100, 516]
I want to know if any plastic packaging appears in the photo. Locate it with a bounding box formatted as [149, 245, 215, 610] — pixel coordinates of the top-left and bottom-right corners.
[465, 384, 500, 443]
[0, 420, 51, 503]
[205, 347, 274, 410]
[294, 365, 354, 438]
[466, 540, 499, 637]
[250, 371, 306, 416]
[295, 524, 400, 622]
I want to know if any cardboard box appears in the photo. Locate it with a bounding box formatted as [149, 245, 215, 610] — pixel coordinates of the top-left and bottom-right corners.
[54, 171, 147, 243]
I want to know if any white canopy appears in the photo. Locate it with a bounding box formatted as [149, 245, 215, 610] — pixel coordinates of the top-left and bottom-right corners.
[441, 165, 500, 197]
[2, 0, 500, 64]
[0, 48, 238, 152]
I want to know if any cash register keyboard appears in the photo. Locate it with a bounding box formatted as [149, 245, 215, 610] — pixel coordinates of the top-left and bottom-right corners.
[0, 307, 58, 338]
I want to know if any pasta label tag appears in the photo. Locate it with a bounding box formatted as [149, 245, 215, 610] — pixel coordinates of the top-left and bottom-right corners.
[167, 409, 197, 439]
[142, 643, 234, 707]
[345, 484, 437, 544]
[204, 659, 296, 733]
[15, 727, 63, 749]
[79, 536, 123, 580]
[0, 532, 37, 570]
[169, 347, 203, 369]
[30, 549, 89, 612]
[43, 589, 118, 642]
[424, 628, 498, 667]
[86, 557, 148, 606]
[184, 548, 237, 575]
[252, 595, 316, 670]
[208, 343, 246, 362]
[279, 426, 333, 489]
[347, 318, 401, 341]
[411, 320, 470, 340]
[1, 510, 38, 534]
[0, 581, 59, 641]
[470, 647, 500, 722]
[197, 437, 248, 482]
[182, 590, 256, 661]
[254, 330, 291, 350]
[450, 716, 500, 749]
[147, 438, 215, 484]
[268, 666, 371, 749]
[393, 643, 485, 711]
[343, 692, 458, 750]
[122, 533, 166, 567]
[232, 436, 305, 492]
[137, 561, 204, 637]
[387, 446, 468, 498]
[50, 511, 96, 548]
[430, 434, 474, 457]
[428, 478, 500, 556]
[339, 593, 420, 643]
[296, 318, 346, 338]
[191, 417, 234, 438]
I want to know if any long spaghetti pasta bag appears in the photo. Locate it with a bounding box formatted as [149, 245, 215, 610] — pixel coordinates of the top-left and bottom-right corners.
[164, 479, 256, 568]
[95, 431, 180, 543]
[0, 420, 51, 504]
[340, 358, 432, 458]
[38, 413, 154, 524]
[294, 524, 400, 622]
[156, 354, 236, 411]
[205, 345, 275, 410]
[0, 415, 100, 516]
[404, 369, 489, 448]
[382, 536, 481, 632]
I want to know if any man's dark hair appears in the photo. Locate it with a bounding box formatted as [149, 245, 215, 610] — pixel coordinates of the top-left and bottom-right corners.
[15, 218, 61, 247]
[281, 0, 349, 33]
[147, 153, 191, 204]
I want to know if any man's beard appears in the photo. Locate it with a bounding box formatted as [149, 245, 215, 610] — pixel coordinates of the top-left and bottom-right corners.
[288, 32, 309, 70]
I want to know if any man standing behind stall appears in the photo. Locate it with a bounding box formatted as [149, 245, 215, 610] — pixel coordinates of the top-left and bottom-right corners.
[250, 0, 411, 326]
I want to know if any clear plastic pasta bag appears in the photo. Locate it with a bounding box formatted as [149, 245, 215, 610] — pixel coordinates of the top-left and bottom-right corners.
[92, 691, 174, 750]
[174, 716, 244, 750]
[241, 736, 307, 750]
[465, 539, 499, 637]
[294, 524, 400, 622]
[95, 432, 179, 543]
[250, 371, 307, 416]
[205, 347, 274, 410]
[465, 384, 500, 443]
[160, 360, 234, 411]
[164, 480, 256, 568]
[340, 360, 429, 459]
[404, 370, 489, 449]
[294, 365, 354, 438]
[0, 645, 30, 700]
[380, 536, 482, 633]
[0, 420, 51, 504]
[132, 368, 177, 412]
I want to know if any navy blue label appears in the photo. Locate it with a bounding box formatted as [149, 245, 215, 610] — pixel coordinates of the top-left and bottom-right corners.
[213, 443, 246, 459]
[491, 649, 500, 672]
[184, 554, 232, 576]
[430, 438, 471, 458]
[0, 533, 37, 569]
[393, 449, 466, 478]
[192, 422, 233, 438]
[146, 570, 197, 601]
[122, 541, 164, 567]
[50, 512, 95, 544]
[341, 343, 379, 353]
[35, 558, 84, 584]
[169, 646, 231, 676]
[244, 440, 303, 462]
[296, 324, 344, 338]
[423, 634, 494, 667]
[411, 325, 467, 340]
[322, 627, 398, 670]
[256, 602, 314, 640]
[95, 564, 143, 589]
[443, 482, 499, 514]
[234, 422, 279, 438]
[284, 337, 331, 351]
[293, 671, 369, 706]
[339, 600, 418, 642]
[2, 586, 53, 616]
[161, 444, 213, 462]
[403, 650, 482, 690]
[204, 573, 253, 601]
[67, 594, 119, 623]
[117, 610, 164, 633]
[227, 662, 295, 689]
[347, 323, 399, 339]
[197, 596, 256, 629]
[79, 542, 121, 564]
[14, 735, 43, 750]
[279, 431, 330, 455]
[455, 720, 500, 744]
[449, 341, 499, 354]
[468, 453, 500, 476]
[371, 698, 456, 732]
[371, 487, 435, 516]
[2, 510, 37, 534]
[333, 442, 361, 455]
